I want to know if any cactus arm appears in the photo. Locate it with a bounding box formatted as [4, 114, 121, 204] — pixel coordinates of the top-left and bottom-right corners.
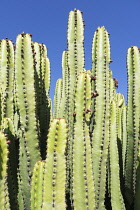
[110, 101, 125, 210]
[67, 9, 84, 75]
[0, 40, 14, 121]
[2, 118, 19, 209]
[0, 131, 10, 210]
[18, 128, 32, 209]
[121, 106, 127, 176]
[15, 33, 42, 209]
[66, 8, 85, 125]
[42, 56, 50, 94]
[17, 173, 25, 210]
[90, 26, 111, 208]
[31, 161, 45, 209]
[72, 72, 95, 209]
[42, 119, 67, 209]
[33, 42, 51, 159]
[125, 47, 140, 205]
[58, 51, 69, 118]
[134, 143, 140, 210]
[53, 79, 63, 118]
[15, 33, 41, 166]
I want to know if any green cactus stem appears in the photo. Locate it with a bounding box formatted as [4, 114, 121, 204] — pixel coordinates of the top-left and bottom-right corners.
[30, 161, 45, 209]
[53, 79, 63, 118]
[125, 46, 140, 206]
[0, 131, 10, 210]
[15, 33, 41, 209]
[121, 106, 127, 176]
[72, 72, 95, 209]
[109, 101, 125, 210]
[134, 142, 140, 210]
[0, 39, 14, 122]
[66, 8, 85, 137]
[35, 118, 67, 209]
[90, 26, 111, 208]
[1, 118, 19, 210]
[33, 41, 51, 159]
[58, 50, 69, 118]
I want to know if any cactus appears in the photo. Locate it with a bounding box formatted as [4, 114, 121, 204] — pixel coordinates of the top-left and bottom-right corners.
[31, 118, 68, 210]
[71, 71, 95, 209]
[109, 101, 125, 209]
[125, 46, 140, 208]
[0, 39, 14, 123]
[0, 8, 140, 210]
[90, 26, 112, 208]
[0, 131, 10, 210]
[1, 118, 19, 209]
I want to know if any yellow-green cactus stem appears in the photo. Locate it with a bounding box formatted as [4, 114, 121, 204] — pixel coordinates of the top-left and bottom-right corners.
[0, 131, 10, 210]
[31, 161, 45, 209]
[58, 50, 69, 118]
[33, 41, 51, 159]
[41, 118, 67, 209]
[109, 101, 125, 209]
[121, 106, 127, 176]
[2, 118, 19, 210]
[15, 33, 41, 209]
[53, 79, 63, 118]
[134, 141, 140, 210]
[125, 46, 140, 206]
[0, 39, 14, 122]
[72, 72, 95, 209]
[90, 26, 111, 208]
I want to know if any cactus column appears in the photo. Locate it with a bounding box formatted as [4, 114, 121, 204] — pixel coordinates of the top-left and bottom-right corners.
[90, 26, 112, 209]
[31, 118, 68, 210]
[71, 72, 95, 209]
[125, 46, 140, 207]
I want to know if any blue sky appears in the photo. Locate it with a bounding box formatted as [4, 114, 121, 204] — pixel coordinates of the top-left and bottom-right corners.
[1, 0, 140, 102]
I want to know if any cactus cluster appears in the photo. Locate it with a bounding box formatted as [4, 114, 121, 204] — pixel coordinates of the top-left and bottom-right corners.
[0, 8, 140, 210]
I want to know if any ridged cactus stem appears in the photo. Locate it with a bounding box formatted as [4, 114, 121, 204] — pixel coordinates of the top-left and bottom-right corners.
[2, 118, 19, 210]
[15, 33, 41, 209]
[38, 118, 68, 209]
[58, 51, 69, 118]
[67, 9, 85, 128]
[0, 131, 10, 209]
[72, 72, 95, 209]
[66, 11, 85, 202]
[33, 42, 51, 159]
[0, 39, 14, 122]
[125, 46, 140, 206]
[30, 161, 45, 209]
[134, 140, 140, 209]
[15, 33, 41, 167]
[121, 106, 127, 176]
[53, 79, 63, 118]
[109, 101, 125, 210]
[90, 26, 111, 208]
